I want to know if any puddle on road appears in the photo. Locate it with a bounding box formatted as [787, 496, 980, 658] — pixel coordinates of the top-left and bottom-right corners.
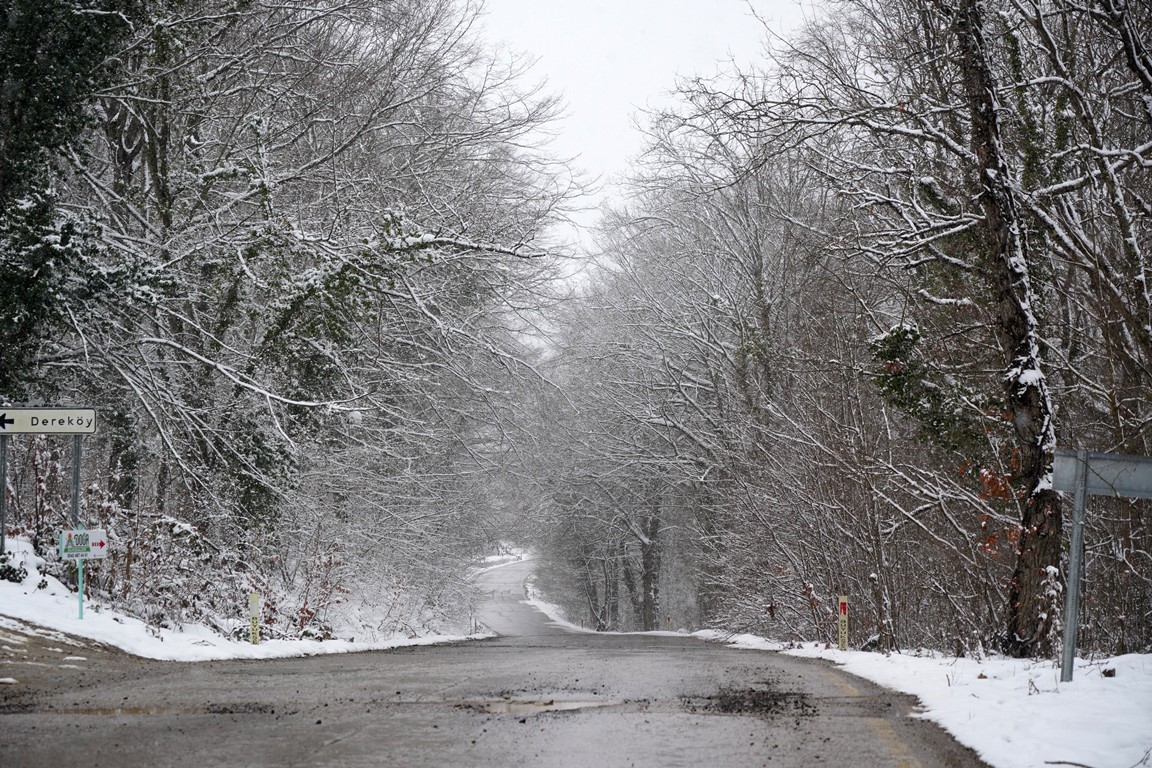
[457, 699, 621, 715]
[42, 707, 208, 717]
[29, 700, 615, 718]
[37, 702, 278, 717]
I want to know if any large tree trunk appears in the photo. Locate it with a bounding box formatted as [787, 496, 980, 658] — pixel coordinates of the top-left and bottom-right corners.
[954, 0, 1063, 657]
[639, 515, 661, 631]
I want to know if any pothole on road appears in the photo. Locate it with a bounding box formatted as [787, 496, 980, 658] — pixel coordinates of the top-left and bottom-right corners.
[456, 699, 621, 715]
[686, 687, 817, 718]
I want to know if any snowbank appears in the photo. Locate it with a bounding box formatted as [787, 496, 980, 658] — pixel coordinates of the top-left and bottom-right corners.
[0, 537, 489, 661]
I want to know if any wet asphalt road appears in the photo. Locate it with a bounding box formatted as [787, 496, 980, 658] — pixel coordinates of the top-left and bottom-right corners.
[1, 560, 988, 767]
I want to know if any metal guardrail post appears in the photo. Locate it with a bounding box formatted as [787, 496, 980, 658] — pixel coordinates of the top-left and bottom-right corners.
[1060, 448, 1088, 682]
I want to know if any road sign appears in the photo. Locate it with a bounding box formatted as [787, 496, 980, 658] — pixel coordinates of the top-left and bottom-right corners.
[1053, 448, 1152, 499]
[0, 408, 97, 434]
[1052, 448, 1152, 682]
[1, 409, 97, 558]
[59, 529, 109, 561]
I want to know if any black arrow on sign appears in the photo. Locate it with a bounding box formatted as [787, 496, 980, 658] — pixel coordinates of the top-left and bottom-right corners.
[0, 413, 13, 429]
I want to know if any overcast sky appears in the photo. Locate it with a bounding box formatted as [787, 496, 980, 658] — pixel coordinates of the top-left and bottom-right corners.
[479, 0, 808, 217]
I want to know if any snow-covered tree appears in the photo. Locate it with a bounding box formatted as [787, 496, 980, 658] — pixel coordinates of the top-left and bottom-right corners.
[1, 0, 576, 638]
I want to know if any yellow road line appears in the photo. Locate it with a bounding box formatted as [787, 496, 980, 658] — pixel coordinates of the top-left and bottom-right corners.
[821, 668, 921, 767]
[869, 716, 922, 768]
[821, 668, 861, 697]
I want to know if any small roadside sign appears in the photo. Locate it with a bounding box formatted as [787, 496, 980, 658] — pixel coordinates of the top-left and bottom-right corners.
[249, 593, 262, 644]
[59, 528, 108, 621]
[0, 408, 97, 434]
[838, 596, 848, 651]
[59, 529, 109, 561]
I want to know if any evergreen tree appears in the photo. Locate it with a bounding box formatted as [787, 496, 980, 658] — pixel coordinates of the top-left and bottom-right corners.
[0, 0, 136, 398]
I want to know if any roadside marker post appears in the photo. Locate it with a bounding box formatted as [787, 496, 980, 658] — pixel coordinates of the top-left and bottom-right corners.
[838, 596, 848, 651]
[249, 593, 262, 644]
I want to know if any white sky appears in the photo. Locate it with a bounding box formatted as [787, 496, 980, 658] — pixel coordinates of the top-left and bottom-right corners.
[478, 0, 810, 240]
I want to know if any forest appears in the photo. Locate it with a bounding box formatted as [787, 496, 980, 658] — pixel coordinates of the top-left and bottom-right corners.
[0, 0, 1148, 658]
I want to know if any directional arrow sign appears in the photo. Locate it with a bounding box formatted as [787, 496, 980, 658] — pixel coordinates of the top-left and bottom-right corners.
[0, 408, 97, 434]
[59, 528, 109, 560]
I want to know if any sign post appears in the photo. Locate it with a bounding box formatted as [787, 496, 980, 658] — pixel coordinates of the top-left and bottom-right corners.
[1052, 448, 1152, 681]
[0, 408, 99, 615]
[0, 409, 98, 541]
[0, 434, 7, 559]
[59, 528, 109, 619]
[837, 595, 848, 651]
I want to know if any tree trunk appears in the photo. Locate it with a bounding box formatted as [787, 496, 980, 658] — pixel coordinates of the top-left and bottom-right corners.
[640, 515, 661, 631]
[622, 556, 642, 625]
[605, 544, 621, 630]
[954, 0, 1063, 657]
[583, 564, 605, 631]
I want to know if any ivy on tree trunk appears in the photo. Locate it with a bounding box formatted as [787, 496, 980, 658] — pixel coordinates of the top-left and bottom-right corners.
[954, 0, 1063, 658]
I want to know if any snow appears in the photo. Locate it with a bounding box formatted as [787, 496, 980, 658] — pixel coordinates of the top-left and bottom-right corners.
[0, 538, 489, 663]
[1016, 367, 1045, 387]
[4, 538, 1149, 768]
[478, 550, 532, 569]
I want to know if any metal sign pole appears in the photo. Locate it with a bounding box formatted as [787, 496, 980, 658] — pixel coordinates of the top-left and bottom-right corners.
[1051, 447, 1152, 681]
[0, 434, 8, 557]
[78, 555, 85, 620]
[72, 435, 84, 619]
[1060, 449, 1089, 682]
[71, 435, 82, 527]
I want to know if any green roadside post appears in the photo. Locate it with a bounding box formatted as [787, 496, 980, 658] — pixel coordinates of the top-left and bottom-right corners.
[73, 434, 83, 619]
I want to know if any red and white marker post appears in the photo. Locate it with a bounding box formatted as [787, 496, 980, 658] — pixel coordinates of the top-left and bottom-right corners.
[837, 595, 848, 651]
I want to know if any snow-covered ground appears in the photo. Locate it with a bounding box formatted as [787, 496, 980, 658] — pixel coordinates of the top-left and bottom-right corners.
[0, 537, 491, 663]
[3, 543, 1149, 768]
